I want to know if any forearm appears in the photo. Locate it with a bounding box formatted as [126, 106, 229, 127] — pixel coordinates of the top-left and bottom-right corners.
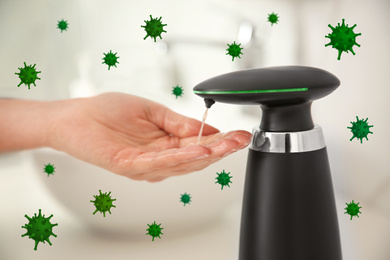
[0, 99, 62, 152]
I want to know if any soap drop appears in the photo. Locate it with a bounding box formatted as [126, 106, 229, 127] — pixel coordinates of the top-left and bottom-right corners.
[197, 108, 209, 145]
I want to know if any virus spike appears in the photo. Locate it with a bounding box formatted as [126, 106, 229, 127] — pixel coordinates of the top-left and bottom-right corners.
[43, 236, 51, 245]
[34, 241, 39, 251]
[24, 215, 32, 222]
[337, 50, 342, 60]
[325, 18, 361, 60]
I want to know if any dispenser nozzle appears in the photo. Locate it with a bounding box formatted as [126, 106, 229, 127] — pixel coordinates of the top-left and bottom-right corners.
[204, 99, 215, 108]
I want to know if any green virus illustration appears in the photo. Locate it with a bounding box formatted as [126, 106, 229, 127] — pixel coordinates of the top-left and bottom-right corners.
[215, 170, 233, 190]
[347, 116, 373, 143]
[226, 41, 243, 61]
[180, 192, 192, 206]
[15, 62, 41, 89]
[268, 12, 279, 26]
[43, 163, 55, 177]
[325, 18, 361, 60]
[141, 15, 167, 42]
[172, 85, 184, 99]
[102, 50, 119, 70]
[90, 190, 117, 217]
[21, 209, 58, 251]
[146, 221, 164, 241]
[57, 19, 69, 33]
[344, 200, 362, 220]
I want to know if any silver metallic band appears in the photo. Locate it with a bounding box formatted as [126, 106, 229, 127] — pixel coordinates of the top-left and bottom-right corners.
[250, 124, 326, 153]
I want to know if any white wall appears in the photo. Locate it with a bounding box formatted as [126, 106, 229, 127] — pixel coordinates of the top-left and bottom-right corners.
[0, 0, 389, 259]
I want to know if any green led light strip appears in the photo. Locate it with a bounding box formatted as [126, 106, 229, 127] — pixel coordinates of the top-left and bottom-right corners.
[193, 88, 308, 94]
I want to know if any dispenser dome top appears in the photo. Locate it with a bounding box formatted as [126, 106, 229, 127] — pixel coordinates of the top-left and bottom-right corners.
[193, 66, 340, 106]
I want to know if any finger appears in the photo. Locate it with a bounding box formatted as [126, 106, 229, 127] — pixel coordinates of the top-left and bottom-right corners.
[148, 103, 220, 137]
[127, 133, 252, 181]
[116, 144, 212, 176]
[115, 131, 251, 181]
[179, 130, 252, 147]
[204, 132, 252, 156]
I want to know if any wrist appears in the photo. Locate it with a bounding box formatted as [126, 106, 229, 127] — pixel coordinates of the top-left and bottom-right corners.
[44, 98, 81, 150]
[41, 99, 68, 149]
[0, 98, 71, 152]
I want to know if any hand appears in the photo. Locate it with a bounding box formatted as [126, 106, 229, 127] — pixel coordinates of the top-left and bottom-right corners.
[48, 92, 252, 182]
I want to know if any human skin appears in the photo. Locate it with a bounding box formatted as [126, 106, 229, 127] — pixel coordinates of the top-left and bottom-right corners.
[0, 92, 252, 182]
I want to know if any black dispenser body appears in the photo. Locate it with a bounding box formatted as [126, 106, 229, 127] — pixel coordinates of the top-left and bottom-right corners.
[239, 145, 342, 260]
[193, 66, 343, 260]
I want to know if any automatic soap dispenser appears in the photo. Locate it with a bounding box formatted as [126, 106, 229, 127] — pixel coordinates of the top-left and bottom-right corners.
[193, 66, 343, 260]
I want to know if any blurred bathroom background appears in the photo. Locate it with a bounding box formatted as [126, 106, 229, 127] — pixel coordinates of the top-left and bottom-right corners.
[1, 0, 389, 259]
